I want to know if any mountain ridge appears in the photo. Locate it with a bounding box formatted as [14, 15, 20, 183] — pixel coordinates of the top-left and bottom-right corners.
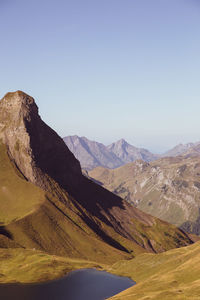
[162, 142, 200, 157]
[63, 135, 158, 170]
[64, 135, 200, 171]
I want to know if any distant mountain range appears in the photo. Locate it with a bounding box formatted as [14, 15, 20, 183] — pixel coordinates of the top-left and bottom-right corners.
[162, 142, 200, 157]
[63, 134, 200, 236]
[63, 135, 200, 170]
[63, 136, 159, 170]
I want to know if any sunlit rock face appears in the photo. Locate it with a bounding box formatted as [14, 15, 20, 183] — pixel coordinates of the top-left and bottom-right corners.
[0, 91, 81, 191]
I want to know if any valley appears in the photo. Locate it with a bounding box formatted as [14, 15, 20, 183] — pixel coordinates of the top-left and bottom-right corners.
[0, 91, 199, 300]
[0, 91, 194, 280]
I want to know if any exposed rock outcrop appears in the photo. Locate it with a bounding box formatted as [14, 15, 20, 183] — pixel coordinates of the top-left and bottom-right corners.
[0, 91, 81, 192]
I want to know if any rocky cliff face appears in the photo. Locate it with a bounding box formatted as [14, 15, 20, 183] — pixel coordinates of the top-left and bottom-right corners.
[0, 91, 195, 261]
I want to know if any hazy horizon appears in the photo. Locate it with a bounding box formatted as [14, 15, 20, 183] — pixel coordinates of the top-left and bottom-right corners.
[1, 0, 200, 153]
[63, 134, 200, 154]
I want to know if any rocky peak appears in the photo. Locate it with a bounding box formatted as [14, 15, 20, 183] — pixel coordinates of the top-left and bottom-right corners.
[108, 139, 128, 153]
[112, 138, 128, 147]
[0, 91, 37, 182]
[117, 138, 127, 144]
[1, 91, 38, 121]
[0, 91, 81, 192]
[116, 138, 129, 149]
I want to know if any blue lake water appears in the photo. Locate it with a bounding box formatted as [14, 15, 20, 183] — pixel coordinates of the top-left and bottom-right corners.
[0, 268, 136, 300]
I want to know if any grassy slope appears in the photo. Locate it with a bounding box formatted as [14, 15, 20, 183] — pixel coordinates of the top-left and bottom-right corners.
[0, 143, 44, 225]
[0, 140, 193, 262]
[0, 248, 105, 283]
[1, 240, 200, 300]
[0, 142, 130, 263]
[89, 158, 200, 228]
[108, 241, 200, 300]
[0, 140, 196, 287]
[2, 239, 199, 299]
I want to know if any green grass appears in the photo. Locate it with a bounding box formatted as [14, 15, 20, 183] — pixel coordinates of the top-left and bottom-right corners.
[1, 241, 200, 300]
[0, 142, 131, 264]
[139, 193, 186, 226]
[0, 143, 44, 225]
[0, 248, 105, 283]
[89, 158, 200, 231]
[108, 241, 200, 299]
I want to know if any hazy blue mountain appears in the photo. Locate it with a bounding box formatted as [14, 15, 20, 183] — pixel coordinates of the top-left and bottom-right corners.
[63, 135, 123, 170]
[63, 136, 158, 170]
[162, 142, 200, 158]
[107, 139, 159, 164]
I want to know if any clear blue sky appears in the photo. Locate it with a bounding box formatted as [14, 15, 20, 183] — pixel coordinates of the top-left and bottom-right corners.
[0, 0, 200, 153]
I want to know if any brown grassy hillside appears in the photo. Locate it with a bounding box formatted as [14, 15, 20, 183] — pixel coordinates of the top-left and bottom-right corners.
[0, 91, 196, 283]
[108, 241, 200, 300]
[89, 157, 200, 234]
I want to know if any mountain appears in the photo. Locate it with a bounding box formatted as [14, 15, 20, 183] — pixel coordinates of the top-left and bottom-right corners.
[89, 156, 200, 234]
[162, 141, 200, 158]
[184, 142, 200, 157]
[63, 136, 158, 170]
[63, 136, 200, 171]
[63, 135, 122, 170]
[107, 138, 159, 163]
[0, 91, 194, 283]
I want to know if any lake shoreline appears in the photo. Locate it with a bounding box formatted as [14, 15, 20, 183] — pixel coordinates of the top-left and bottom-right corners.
[0, 268, 136, 300]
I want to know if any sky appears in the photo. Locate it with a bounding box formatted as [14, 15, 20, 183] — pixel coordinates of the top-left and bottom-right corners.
[0, 0, 200, 153]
